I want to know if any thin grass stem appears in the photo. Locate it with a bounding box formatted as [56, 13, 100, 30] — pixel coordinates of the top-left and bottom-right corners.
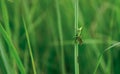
[55, 0, 66, 74]
[23, 18, 37, 74]
[74, 0, 79, 74]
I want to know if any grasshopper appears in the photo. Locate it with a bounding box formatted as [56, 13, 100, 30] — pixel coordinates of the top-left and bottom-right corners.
[75, 27, 83, 45]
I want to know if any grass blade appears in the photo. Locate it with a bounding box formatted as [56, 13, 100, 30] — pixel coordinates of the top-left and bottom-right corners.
[93, 42, 120, 74]
[0, 39, 14, 74]
[0, 0, 11, 35]
[0, 23, 25, 74]
[55, 0, 66, 74]
[23, 18, 37, 74]
[74, 0, 80, 74]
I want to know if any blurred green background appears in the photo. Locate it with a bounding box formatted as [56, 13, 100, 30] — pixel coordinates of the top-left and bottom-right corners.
[0, 0, 120, 74]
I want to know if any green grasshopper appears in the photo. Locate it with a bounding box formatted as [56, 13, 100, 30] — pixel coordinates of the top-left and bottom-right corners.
[75, 27, 83, 45]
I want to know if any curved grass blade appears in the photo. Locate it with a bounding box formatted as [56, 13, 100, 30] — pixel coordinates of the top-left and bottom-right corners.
[0, 39, 14, 74]
[0, 23, 25, 74]
[93, 42, 120, 74]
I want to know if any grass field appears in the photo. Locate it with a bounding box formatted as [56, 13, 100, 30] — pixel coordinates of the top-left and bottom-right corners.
[0, 0, 120, 74]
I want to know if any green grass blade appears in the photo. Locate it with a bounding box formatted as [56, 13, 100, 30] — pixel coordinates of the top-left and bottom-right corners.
[0, 0, 11, 35]
[0, 23, 25, 74]
[23, 18, 37, 74]
[74, 0, 80, 74]
[55, 0, 66, 74]
[93, 42, 120, 74]
[0, 39, 14, 74]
